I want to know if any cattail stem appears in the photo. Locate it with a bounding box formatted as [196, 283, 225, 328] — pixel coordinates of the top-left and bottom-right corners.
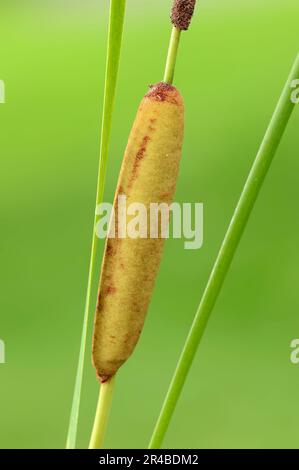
[89, 376, 116, 449]
[164, 27, 181, 84]
[149, 53, 299, 449]
[164, 0, 198, 84]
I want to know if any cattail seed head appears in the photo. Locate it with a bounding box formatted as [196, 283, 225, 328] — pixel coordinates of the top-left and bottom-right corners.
[92, 83, 184, 382]
[171, 0, 197, 31]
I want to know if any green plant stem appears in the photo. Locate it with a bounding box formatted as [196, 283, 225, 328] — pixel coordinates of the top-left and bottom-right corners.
[149, 54, 299, 449]
[66, 0, 126, 449]
[89, 376, 116, 449]
[163, 27, 181, 84]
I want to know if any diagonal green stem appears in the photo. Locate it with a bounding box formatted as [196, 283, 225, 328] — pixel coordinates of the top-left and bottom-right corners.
[149, 54, 299, 449]
[66, 0, 126, 449]
[89, 377, 116, 449]
[164, 26, 181, 85]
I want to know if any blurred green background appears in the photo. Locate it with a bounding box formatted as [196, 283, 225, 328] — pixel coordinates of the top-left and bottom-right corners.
[0, 0, 299, 449]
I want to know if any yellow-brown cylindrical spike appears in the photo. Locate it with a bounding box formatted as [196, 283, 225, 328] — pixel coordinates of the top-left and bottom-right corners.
[92, 82, 184, 382]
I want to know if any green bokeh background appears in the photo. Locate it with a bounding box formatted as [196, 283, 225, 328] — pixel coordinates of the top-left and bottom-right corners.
[0, 0, 299, 449]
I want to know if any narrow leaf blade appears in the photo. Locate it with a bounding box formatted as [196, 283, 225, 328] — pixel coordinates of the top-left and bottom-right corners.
[66, 0, 126, 449]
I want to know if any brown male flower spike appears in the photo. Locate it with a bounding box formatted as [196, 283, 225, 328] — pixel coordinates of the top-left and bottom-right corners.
[171, 0, 197, 31]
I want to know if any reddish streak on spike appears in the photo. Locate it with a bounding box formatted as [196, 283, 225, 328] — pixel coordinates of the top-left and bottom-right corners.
[118, 185, 124, 195]
[128, 135, 151, 187]
[136, 136, 150, 162]
[159, 192, 172, 200]
[97, 294, 103, 312]
[106, 244, 114, 256]
[105, 286, 116, 295]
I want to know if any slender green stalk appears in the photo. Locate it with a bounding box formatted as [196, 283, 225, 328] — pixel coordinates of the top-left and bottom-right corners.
[164, 27, 181, 84]
[89, 377, 116, 449]
[149, 54, 299, 449]
[66, 0, 126, 449]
